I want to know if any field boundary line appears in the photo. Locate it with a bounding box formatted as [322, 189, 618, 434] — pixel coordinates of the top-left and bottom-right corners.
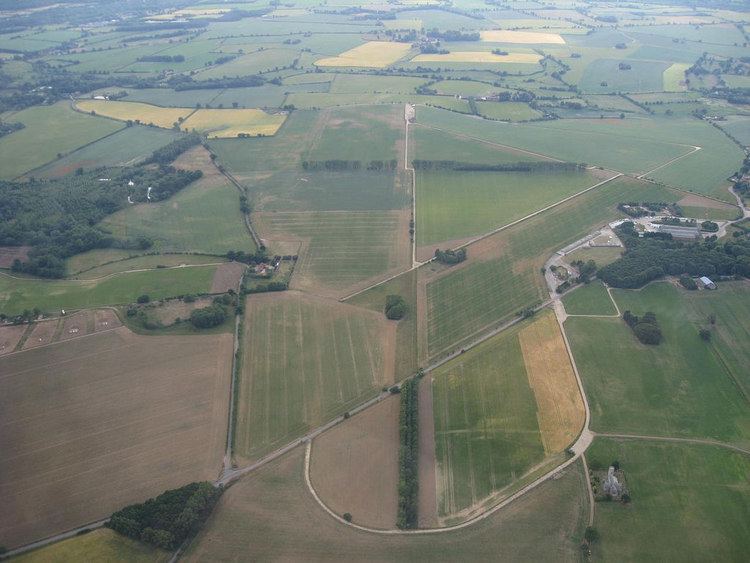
[0, 262, 221, 284]
[0, 323, 123, 360]
[594, 432, 750, 456]
[637, 145, 701, 179]
[0, 519, 109, 560]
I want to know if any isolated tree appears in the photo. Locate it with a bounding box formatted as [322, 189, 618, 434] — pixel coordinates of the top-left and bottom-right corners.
[699, 328, 711, 341]
[584, 527, 600, 543]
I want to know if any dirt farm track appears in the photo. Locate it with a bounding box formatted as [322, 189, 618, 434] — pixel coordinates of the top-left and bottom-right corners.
[0, 327, 233, 549]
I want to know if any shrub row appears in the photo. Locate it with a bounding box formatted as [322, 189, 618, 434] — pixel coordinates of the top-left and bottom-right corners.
[397, 378, 419, 529]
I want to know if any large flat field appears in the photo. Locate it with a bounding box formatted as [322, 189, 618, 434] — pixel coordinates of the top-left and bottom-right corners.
[430, 311, 583, 521]
[315, 41, 412, 68]
[423, 177, 677, 358]
[234, 292, 396, 463]
[587, 438, 750, 562]
[15, 529, 168, 563]
[562, 280, 617, 316]
[416, 168, 609, 246]
[36, 126, 182, 178]
[417, 107, 743, 200]
[0, 327, 233, 549]
[0, 102, 122, 179]
[411, 52, 541, 64]
[254, 210, 410, 296]
[579, 59, 670, 94]
[76, 99, 192, 129]
[0, 265, 217, 316]
[183, 447, 589, 561]
[310, 396, 399, 530]
[566, 282, 750, 446]
[100, 147, 255, 254]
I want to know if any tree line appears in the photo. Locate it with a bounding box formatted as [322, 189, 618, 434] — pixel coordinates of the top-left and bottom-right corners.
[434, 248, 466, 265]
[623, 310, 663, 345]
[137, 54, 185, 63]
[301, 160, 398, 172]
[412, 160, 582, 172]
[107, 482, 222, 550]
[144, 134, 202, 166]
[598, 222, 750, 289]
[397, 378, 419, 529]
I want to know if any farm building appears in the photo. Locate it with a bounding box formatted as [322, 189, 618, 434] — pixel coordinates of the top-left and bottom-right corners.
[699, 276, 716, 290]
[656, 224, 700, 240]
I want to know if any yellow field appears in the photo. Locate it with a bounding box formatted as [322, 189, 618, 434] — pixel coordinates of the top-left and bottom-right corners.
[315, 41, 412, 68]
[76, 100, 191, 129]
[411, 51, 542, 64]
[518, 311, 585, 454]
[480, 30, 565, 44]
[663, 63, 690, 92]
[182, 108, 287, 138]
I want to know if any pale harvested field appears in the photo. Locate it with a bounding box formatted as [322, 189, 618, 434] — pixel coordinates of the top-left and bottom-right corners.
[22, 318, 60, 350]
[182, 108, 286, 138]
[94, 308, 121, 331]
[310, 396, 399, 529]
[412, 52, 541, 64]
[235, 291, 396, 463]
[210, 261, 246, 293]
[677, 193, 738, 210]
[0, 327, 233, 549]
[316, 41, 413, 68]
[183, 447, 589, 561]
[147, 297, 213, 325]
[0, 245, 30, 269]
[417, 376, 438, 528]
[480, 30, 565, 44]
[76, 100, 191, 129]
[518, 311, 585, 454]
[59, 310, 94, 341]
[0, 324, 26, 355]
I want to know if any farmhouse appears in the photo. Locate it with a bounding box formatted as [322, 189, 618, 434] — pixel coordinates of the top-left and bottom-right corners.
[699, 276, 716, 290]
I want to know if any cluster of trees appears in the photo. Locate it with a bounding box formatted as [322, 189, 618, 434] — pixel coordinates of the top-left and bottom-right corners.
[426, 29, 479, 41]
[701, 221, 719, 233]
[679, 274, 698, 290]
[225, 249, 273, 265]
[397, 378, 419, 529]
[434, 248, 467, 265]
[598, 222, 750, 288]
[107, 482, 222, 550]
[420, 43, 449, 55]
[190, 303, 228, 329]
[617, 201, 675, 218]
[245, 281, 288, 294]
[623, 310, 663, 345]
[572, 259, 597, 283]
[411, 160, 581, 172]
[497, 90, 536, 102]
[0, 121, 23, 138]
[137, 55, 185, 63]
[301, 160, 398, 172]
[144, 134, 202, 166]
[384, 295, 407, 320]
[170, 74, 266, 91]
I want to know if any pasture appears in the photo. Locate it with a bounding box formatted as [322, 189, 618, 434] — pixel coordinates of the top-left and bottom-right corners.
[579, 59, 670, 94]
[101, 146, 254, 254]
[0, 102, 122, 179]
[0, 327, 232, 549]
[662, 63, 690, 91]
[183, 447, 589, 560]
[196, 48, 300, 78]
[254, 211, 409, 295]
[315, 42, 413, 68]
[562, 280, 617, 316]
[474, 101, 541, 121]
[0, 265, 217, 316]
[412, 52, 541, 64]
[587, 438, 750, 562]
[234, 292, 394, 462]
[310, 396, 399, 529]
[566, 283, 750, 445]
[416, 168, 605, 246]
[423, 176, 677, 358]
[66, 253, 222, 279]
[563, 245, 622, 268]
[14, 529, 168, 563]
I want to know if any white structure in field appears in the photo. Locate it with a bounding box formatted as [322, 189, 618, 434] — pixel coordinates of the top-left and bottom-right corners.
[603, 466, 623, 497]
[699, 276, 716, 290]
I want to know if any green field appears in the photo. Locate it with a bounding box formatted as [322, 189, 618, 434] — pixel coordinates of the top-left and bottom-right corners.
[579, 59, 670, 94]
[564, 246, 622, 268]
[431, 321, 546, 517]
[562, 280, 617, 316]
[0, 266, 216, 316]
[256, 211, 407, 293]
[37, 126, 182, 178]
[0, 102, 122, 179]
[100, 176, 254, 254]
[328, 74, 425, 94]
[416, 168, 602, 245]
[587, 438, 750, 562]
[14, 529, 168, 563]
[235, 293, 390, 461]
[424, 177, 676, 357]
[474, 101, 541, 121]
[196, 48, 300, 78]
[566, 283, 750, 445]
[68, 254, 223, 279]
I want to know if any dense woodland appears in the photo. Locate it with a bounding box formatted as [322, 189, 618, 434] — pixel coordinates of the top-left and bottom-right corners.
[598, 222, 750, 288]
